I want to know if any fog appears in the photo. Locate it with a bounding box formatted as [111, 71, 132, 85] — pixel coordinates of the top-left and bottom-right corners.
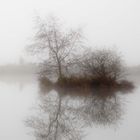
[0, 1, 140, 140]
[0, 0, 140, 66]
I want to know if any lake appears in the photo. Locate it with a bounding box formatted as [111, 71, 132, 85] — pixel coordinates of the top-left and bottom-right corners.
[0, 74, 139, 140]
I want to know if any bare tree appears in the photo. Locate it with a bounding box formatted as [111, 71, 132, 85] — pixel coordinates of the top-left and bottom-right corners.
[28, 16, 82, 79]
[79, 49, 125, 82]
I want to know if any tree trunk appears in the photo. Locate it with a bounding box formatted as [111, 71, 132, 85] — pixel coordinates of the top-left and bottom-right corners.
[58, 62, 62, 79]
[56, 55, 63, 79]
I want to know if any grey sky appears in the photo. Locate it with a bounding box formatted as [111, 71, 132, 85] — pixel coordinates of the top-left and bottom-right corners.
[0, 0, 139, 66]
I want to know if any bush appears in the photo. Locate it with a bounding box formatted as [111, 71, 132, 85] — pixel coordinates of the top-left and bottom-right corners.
[39, 76, 53, 86]
[56, 76, 92, 88]
[56, 76, 118, 88]
[79, 49, 124, 83]
[118, 80, 135, 92]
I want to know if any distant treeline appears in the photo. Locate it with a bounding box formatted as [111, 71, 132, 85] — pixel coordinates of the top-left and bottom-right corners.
[0, 63, 38, 74]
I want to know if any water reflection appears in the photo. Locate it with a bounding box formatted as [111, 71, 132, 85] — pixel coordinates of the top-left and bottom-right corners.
[56, 88, 124, 126]
[26, 91, 85, 140]
[0, 74, 37, 90]
[81, 94, 123, 126]
[26, 83, 133, 140]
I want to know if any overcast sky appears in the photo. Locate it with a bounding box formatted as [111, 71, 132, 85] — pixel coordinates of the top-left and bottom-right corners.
[0, 0, 140, 66]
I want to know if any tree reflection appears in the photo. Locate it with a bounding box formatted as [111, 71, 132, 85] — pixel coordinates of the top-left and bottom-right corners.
[26, 91, 85, 140]
[80, 94, 123, 126]
[56, 87, 124, 127]
[26, 84, 131, 140]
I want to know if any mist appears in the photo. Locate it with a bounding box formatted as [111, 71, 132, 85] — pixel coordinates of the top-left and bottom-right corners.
[0, 1, 140, 140]
[0, 0, 140, 66]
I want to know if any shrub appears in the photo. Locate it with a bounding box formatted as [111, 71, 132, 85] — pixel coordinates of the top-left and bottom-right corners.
[79, 49, 124, 83]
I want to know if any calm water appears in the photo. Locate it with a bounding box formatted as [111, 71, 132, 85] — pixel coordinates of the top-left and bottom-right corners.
[0, 74, 139, 140]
